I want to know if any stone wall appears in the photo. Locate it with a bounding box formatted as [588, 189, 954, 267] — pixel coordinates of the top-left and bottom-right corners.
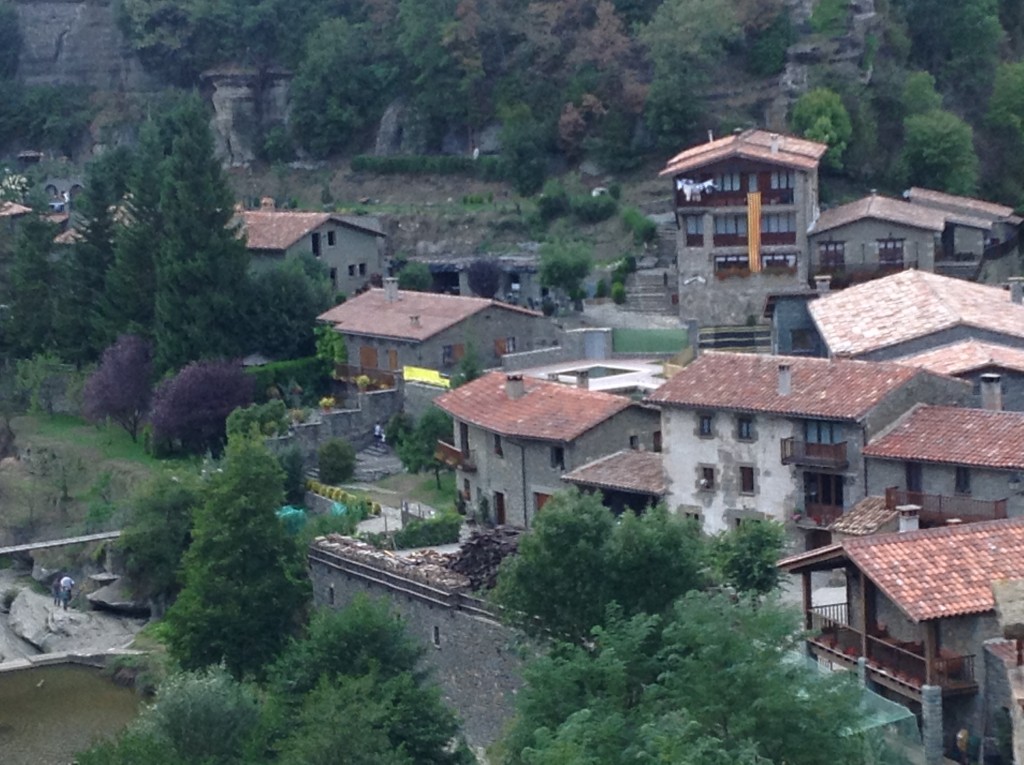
[307, 541, 528, 750]
[201, 68, 291, 167]
[403, 381, 448, 420]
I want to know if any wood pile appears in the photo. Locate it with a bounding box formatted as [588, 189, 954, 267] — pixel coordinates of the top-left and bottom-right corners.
[445, 526, 521, 591]
[316, 535, 469, 591]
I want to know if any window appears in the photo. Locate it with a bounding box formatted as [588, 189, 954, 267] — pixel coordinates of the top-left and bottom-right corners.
[629, 434, 639, 450]
[906, 462, 922, 493]
[790, 329, 815, 353]
[459, 421, 470, 457]
[819, 241, 845, 269]
[805, 420, 842, 444]
[714, 254, 750, 274]
[506, 336, 517, 353]
[327, 230, 336, 246]
[311, 231, 321, 257]
[878, 239, 905, 267]
[804, 472, 843, 508]
[955, 466, 971, 495]
[653, 430, 662, 453]
[494, 434, 503, 457]
[550, 446, 565, 470]
[442, 344, 464, 367]
[700, 466, 715, 490]
[328, 584, 335, 605]
[737, 416, 754, 441]
[348, 264, 356, 276]
[770, 170, 795, 189]
[329, 267, 338, 288]
[432, 625, 441, 647]
[683, 510, 702, 523]
[740, 466, 755, 494]
[748, 173, 758, 192]
[713, 215, 747, 235]
[684, 216, 704, 235]
[717, 171, 741, 191]
[358, 263, 367, 276]
[463, 478, 471, 500]
[762, 252, 797, 270]
[761, 213, 796, 233]
[699, 413, 714, 437]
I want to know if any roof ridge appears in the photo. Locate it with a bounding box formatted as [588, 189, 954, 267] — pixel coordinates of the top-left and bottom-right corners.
[847, 515, 1024, 549]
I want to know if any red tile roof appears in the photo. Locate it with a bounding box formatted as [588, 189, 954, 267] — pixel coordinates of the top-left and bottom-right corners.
[435, 371, 633, 442]
[318, 288, 542, 342]
[829, 496, 897, 537]
[646, 352, 925, 421]
[809, 194, 949, 236]
[0, 201, 31, 218]
[659, 129, 827, 177]
[843, 518, 1024, 621]
[863, 405, 1024, 470]
[562, 450, 667, 495]
[808, 270, 1024, 356]
[241, 211, 383, 251]
[905, 187, 1019, 223]
[896, 340, 1024, 376]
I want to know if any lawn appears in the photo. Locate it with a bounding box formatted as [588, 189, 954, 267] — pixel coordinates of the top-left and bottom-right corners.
[14, 414, 166, 467]
[371, 470, 457, 512]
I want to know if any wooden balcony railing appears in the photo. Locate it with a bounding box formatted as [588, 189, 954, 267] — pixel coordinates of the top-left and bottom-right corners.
[334, 363, 397, 389]
[803, 502, 844, 527]
[435, 440, 476, 472]
[712, 233, 748, 247]
[781, 438, 848, 469]
[761, 231, 797, 245]
[885, 487, 1008, 525]
[806, 603, 976, 697]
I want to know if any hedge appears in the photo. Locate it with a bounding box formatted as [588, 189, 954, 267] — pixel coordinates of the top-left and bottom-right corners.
[306, 479, 383, 517]
[245, 357, 329, 404]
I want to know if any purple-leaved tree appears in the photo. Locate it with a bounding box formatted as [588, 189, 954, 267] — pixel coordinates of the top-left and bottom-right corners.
[149, 360, 253, 456]
[82, 334, 154, 441]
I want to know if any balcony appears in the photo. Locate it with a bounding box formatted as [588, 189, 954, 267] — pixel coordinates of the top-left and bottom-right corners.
[712, 233, 748, 247]
[761, 231, 797, 246]
[807, 604, 977, 700]
[781, 438, 848, 469]
[813, 260, 918, 289]
[676, 190, 748, 208]
[334, 363, 397, 389]
[435, 440, 476, 472]
[801, 502, 843, 527]
[884, 487, 1007, 526]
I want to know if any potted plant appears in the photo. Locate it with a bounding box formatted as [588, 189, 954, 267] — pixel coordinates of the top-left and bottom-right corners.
[319, 395, 336, 412]
[355, 374, 371, 391]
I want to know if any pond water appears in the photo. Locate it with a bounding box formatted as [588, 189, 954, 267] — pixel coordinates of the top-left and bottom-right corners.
[0, 664, 141, 765]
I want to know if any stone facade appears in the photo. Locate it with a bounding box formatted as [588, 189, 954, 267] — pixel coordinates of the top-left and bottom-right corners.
[865, 458, 1023, 519]
[307, 546, 527, 750]
[808, 218, 939, 278]
[455, 405, 662, 528]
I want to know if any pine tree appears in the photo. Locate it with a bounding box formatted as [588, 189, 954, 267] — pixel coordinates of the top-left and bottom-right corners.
[164, 436, 309, 678]
[152, 97, 249, 373]
[3, 214, 59, 357]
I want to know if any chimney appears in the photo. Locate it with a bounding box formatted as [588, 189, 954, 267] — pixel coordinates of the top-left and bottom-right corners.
[770, 133, 780, 155]
[409, 315, 420, 328]
[707, 129, 714, 143]
[505, 374, 525, 400]
[897, 504, 920, 533]
[383, 277, 399, 303]
[259, 196, 275, 210]
[814, 274, 832, 294]
[576, 369, 590, 389]
[1009, 277, 1024, 305]
[777, 363, 792, 396]
[981, 373, 1003, 411]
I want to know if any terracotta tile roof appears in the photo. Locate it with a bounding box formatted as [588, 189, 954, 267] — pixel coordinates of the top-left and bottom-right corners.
[829, 496, 897, 536]
[808, 270, 1024, 356]
[659, 129, 827, 177]
[843, 518, 1024, 621]
[863, 405, 1024, 470]
[896, 340, 1024, 376]
[646, 351, 924, 421]
[318, 288, 542, 342]
[435, 371, 633, 442]
[809, 194, 948, 236]
[562, 450, 667, 496]
[0, 201, 31, 218]
[777, 543, 845, 571]
[905, 187, 1018, 223]
[241, 211, 384, 251]
[53, 228, 81, 245]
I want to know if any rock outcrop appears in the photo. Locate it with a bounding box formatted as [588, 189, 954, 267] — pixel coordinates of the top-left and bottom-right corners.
[201, 67, 292, 167]
[8, 588, 144, 654]
[87, 577, 150, 618]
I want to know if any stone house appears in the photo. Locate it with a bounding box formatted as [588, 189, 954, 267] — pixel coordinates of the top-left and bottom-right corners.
[434, 371, 662, 527]
[318, 280, 561, 381]
[904, 186, 1022, 257]
[862, 401, 1024, 523]
[780, 517, 1024, 765]
[660, 128, 827, 326]
[892, 341, 1024, 412]
[645, 352, 969, 545]
[240, 206, 385, 296]
[562, 449, 668, 515]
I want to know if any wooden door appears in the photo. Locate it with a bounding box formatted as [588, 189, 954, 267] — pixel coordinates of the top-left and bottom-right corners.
[534, 493, 551, 513]
[494, 492, 506, 525]
[387, 349, 398, 370]
[359, 345, 378, 370]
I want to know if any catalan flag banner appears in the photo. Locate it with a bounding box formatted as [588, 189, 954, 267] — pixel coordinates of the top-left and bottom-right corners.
[747, 191, 761, 272]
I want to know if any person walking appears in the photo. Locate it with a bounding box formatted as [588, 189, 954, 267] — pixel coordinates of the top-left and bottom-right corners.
[58, 575, 74, 610]
[51, 576, 61, 606]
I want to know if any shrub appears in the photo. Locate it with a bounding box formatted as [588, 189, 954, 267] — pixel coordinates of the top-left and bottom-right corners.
[318, 439, 356, 484]
[613, 254, 637, 284]
[391, 511, 462, 549]
[226, 399, 290, 440]
[245, 357, 329, 405]
[538, 179, 571, 222]
[277, 446, 306, 505]
[594, 279, 609, 298]
[621, 207, 657, 245]
[570, 193, 618, 223]
[611, 282, 627, 304]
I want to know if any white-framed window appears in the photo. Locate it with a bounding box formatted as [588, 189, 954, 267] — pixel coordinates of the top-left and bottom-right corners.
[684, 216, 704, 235]
[762, 252, 797, 269]
[770, 170, 795, 189]
[717, 172, 741, 191]
[714, 254, 750, 272]
[713, 215, 747, 235]
[761, 213, 796, 233]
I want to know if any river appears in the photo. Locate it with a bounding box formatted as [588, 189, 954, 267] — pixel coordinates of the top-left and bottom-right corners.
[0, 664, 140, 765]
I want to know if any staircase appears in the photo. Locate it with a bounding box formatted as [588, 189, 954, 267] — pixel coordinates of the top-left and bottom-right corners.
[623, 268, 677, 315]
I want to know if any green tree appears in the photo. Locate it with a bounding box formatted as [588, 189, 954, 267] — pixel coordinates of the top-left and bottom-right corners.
[497, 102, 550, 196]
[247, 256, 331, 360]
[164, 437, 309, 678]
[119, 472, 200, 609]
[502, 592, 874, 765]
[317, 438, 356, 484]
[493, 492, 704, 642]
[152, 96, 250, 373]
[902, 71, 942, 117]
[395, 407, 452, 488]
[791, 87, 852, 170]
[539, 240, 592, 302]
[397, 260, 432, 291]
[314, 324, 347, 374]
[4, 214, 59, 358]
[902, 110, 979, 195]
[0, 1, 21, 78]
[710, 519, 786, 594]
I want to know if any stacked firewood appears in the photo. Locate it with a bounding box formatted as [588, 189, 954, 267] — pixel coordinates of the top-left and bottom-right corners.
[445, 526, 522, 591]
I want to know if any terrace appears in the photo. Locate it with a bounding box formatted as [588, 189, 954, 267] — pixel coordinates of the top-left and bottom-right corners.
[884, 487, 1007, 526]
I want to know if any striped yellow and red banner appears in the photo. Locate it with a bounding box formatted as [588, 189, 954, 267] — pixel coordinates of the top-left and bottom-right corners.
[747, 191, 761, 272]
